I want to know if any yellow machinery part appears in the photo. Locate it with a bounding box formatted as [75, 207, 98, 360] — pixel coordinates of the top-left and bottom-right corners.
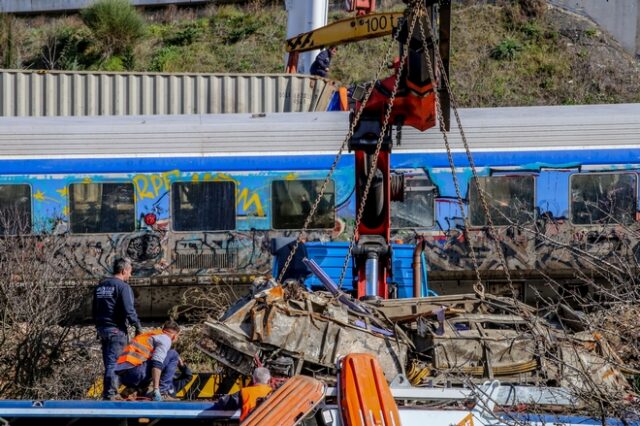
[459, 359, 539, 377]
[406, 359, 540, 385]
[286, 12, 403, 53]
[88, 373, 248, 399]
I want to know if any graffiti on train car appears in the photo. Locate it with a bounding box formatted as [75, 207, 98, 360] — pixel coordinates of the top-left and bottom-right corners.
[409, 164, 640, 285]
[2, 156, 640, 315]
[3, 167, 355, 286]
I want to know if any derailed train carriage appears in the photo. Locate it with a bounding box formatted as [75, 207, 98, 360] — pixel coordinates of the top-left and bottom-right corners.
[0, 103, 639, 317]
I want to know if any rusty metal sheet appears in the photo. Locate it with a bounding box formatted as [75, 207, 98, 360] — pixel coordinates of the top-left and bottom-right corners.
[200, 285, 409, 380]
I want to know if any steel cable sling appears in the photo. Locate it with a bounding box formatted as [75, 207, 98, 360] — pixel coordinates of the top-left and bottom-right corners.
[417, 1, 519, 300]
[278, 18, 401, 283]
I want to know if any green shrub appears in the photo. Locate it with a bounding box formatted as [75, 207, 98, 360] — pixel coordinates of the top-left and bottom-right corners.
[102, 55, 124, 71]
[210, 6, 261, 44]
[39, 24, 93, 70]
[520, 21, 542, 40]
[1, 14, 18, 68]
[585, 27, 598, 38]
[149, 45, 182, 72]
[490, 37, 522, 61]
[165, 24, 203, 46]
[81, 0, 146, 56]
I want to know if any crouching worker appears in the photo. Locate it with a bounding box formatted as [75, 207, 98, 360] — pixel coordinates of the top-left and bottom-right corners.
[115, 320, 181, 401]
[215, 367, 273, 421]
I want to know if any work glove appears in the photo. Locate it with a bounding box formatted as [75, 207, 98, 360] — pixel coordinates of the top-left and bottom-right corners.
[151, 388, 162, 402]
[134, 324, 143, 336]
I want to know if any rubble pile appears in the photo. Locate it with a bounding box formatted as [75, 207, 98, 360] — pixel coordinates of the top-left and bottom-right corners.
[199, 281, 410, 381]
[587, 304, 640, 371]
[199, 280, 639, 400]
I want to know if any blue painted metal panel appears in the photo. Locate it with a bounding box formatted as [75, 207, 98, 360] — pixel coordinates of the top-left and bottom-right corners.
[505, 413, 640, 425]
[391, 244, 415, 298]
[0, 399, 237, 419]
[305, 242, 415, 295]
[2, 147, 640, 176]
[0, 146, 636, 175]
[305, 242, 354, 290]
[0, 155, 356, 175]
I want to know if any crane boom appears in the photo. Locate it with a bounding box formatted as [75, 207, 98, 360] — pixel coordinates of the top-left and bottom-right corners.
[283, 1, 451, 300]
[349, 0, 451, 299]
[285, 12, 403, 73]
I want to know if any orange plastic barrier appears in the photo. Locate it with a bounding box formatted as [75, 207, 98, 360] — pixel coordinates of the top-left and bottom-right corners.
[339, 353, 401, 426]
[241, 375, 326, 426]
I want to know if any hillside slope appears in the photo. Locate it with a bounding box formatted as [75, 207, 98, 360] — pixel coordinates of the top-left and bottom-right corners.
[1, 2, 638, 107]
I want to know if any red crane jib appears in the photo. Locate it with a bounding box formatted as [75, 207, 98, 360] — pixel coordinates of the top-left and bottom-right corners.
[362, 74, 437, 132]
[351, 68, 438, 299]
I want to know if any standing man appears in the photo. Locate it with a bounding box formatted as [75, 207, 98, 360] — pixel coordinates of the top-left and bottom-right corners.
[310, 46, 337, 78]
[115, 320, 181, 402]
[93, 257, 142, 401]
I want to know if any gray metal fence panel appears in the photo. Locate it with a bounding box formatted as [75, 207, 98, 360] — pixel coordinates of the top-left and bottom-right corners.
[0, 70, 336, 117]
[0, 0, 210, 14]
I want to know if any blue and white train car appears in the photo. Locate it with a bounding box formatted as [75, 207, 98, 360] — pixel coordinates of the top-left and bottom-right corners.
[0, 103, 638, 316]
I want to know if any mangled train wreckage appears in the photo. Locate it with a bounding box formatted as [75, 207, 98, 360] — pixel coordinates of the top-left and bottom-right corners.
[199, 279, 638, 407]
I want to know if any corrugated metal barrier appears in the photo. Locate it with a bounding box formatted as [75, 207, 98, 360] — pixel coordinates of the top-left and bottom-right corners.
[1, 0, 209, 14]
[0, 70, 336, 117]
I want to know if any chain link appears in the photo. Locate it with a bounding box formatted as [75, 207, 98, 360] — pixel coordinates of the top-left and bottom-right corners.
[415, 6, 485, 298]
[278, 24, 400, 283]
[282, 1, 515, 301]
[337, 6, 421, 289]
[421, 4, 517, 298]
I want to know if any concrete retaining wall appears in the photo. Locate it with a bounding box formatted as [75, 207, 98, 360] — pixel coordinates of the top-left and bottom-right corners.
[550, 0, 640, 58]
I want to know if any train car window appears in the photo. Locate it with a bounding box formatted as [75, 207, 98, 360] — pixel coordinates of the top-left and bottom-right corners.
[69, 183, 135, 234]
[0, 184, 32, 235]
[469, 176, 535, 226]
[391, 171, 436, 229]
[570, 173, 636, 225]
[272, 179, 335, 229]
[172, 181, 236, 232]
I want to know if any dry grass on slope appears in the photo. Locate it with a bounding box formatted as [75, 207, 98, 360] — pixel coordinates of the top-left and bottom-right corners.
[451, 3, 640, 107]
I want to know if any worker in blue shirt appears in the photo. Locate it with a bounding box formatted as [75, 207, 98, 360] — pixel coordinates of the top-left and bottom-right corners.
[93, 257, 142, 400]
[310, 46, 337, 78]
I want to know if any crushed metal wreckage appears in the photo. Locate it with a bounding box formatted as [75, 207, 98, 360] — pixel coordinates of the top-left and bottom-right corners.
[199, 279, 410, 381]
[199, 277, 638, 401]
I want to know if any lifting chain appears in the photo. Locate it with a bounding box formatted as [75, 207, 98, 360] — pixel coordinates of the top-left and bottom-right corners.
[414, 7, 485, 299]
[420, 2, 517, 299]
[282, 1, 516, 303]
[337, 6, 421, 288]
[278, 21, 400, 283]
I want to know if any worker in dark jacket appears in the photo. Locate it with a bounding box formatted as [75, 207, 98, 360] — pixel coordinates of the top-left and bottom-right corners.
[165, 353, 194, 398]
[310, 46, 337, 78]
[93, 257, 142, 400]
[215, 367, 273, 421]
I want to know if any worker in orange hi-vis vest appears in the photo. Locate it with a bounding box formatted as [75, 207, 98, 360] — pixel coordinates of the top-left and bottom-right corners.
[214, 367, 273, 421]
[114, 320, 181, 401]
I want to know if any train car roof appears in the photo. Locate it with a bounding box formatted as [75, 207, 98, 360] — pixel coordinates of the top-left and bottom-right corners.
[401, 103, 640, 153]
[0, 103, 639, 159]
